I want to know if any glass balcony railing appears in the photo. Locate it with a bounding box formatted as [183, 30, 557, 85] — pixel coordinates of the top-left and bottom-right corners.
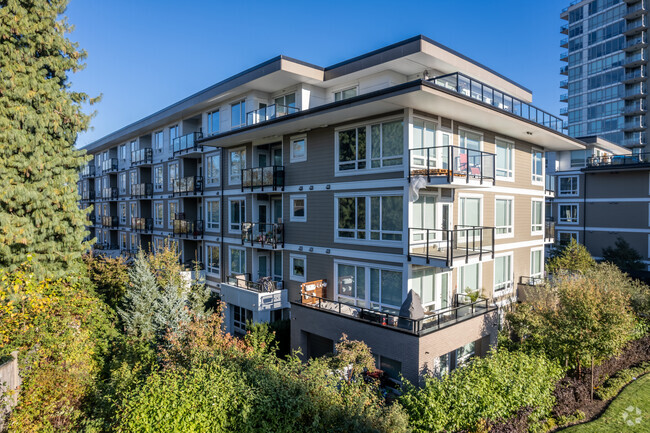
[560, 38, 568, 47]
[241, 222, 284, 249]
[623, 133, 648, 147]
[429, 72, 565, 132]
[172, 132, 203, 155]
[560, 79, 568, 88]
[560, 51, 569, 61]
[624, 117, 647, 130]
[80, 165, 95, 178]
[560, 24, 568, 34]
[627, 1, 647, 16]
[172, 176, 203, 196]
[560, 65, 568, 75]
[407, 225, 495, 267]
[101, 158, 118, 174]
[81, 190, 95, 201]
[408, 146, 496, 185]
[626, 34, 647, 49]
[246, 104, 300, 126]
[587, 151, 650, 167]
[130, 148, 153, 166]
[172, 219, 204, 238]
[624, 52, 646, 65]
[624, 100, 648, 114]
[131, 217, 153, 232]
[101, 216, 118, 227]
[130, 183, 153, 198]
[626, 17, 647, 33]
[560, 107, 568, 115]
[227, 274, 284, 293]
[241, 166, 285, 192]
[102, 187, 118, 200]
[624, 68, 646, 81]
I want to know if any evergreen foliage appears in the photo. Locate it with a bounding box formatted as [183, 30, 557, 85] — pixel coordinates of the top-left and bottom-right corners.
[547, 238, 596, 275]
[117, 250, 158, 341]
[83, 253, 129, 309]
[153, 282, 189, 340]
[602, 236, 645, 271]
[0, 0, 99, 279]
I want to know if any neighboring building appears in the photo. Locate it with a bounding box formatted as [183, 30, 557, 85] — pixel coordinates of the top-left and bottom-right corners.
[560, 0, 648, 149]
[78, 35, 584, 383]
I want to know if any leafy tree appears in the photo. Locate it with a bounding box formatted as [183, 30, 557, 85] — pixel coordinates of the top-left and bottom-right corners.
[0, 0, 99, 279]
[547, 238, 596, 275]
[602, 236, 645, 272]
[83, 253, 129, 309]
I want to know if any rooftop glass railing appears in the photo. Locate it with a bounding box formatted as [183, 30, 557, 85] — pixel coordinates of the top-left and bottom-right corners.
[241, 222, 284, 249]
[246, 104, 300, 126]
[241, 166, 285, 191]
[408, 146, 495, 185]
[587, 152, 650, 167]
[429, 72, 565, 132]
[172, 132, 203, 155]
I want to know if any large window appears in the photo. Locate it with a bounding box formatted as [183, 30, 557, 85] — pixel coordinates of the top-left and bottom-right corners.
[559, 204, 578, 224]
[558, 176, 578, 196]
[290, 136, 307, 163]
[558, 231, 578, 246]
[459, 130, 481, 150]
[532, 149, 543, 183]
[532, 200, 543, 233]
[337, 120, 403, 172]
[229, 198, 245, 233]
[154, 202, 163, 227]
[459, 263, 480, 294]
[168, 163, 178, 190]
[412, 118, 436, 148]
[154, 131, 163, 153]
[231, 100, 246, 128]
[290, 195, 306, 222]
[207, 110, 220, 135]
[205, 153, 220, 185]
[229, 247, 246, 275]
[206, 244, 220, 275]
[459, 197, 481, 227]
[495, 198, 513, 236]
[154, 166, 163, 191]
[336, 262, 402, 312]
[570, 150, 586, 168]
[206, 200, 220, 230]
[531, 249, 543, 279]
[411, 267, 449, 311]
[334, 87, 357, 101]
[274, 93, 296, 112]
[229, 148, 246, 184]
[290, 254, 306, 282]
[495, 138, 514, 179]
[494, 254, 512, 293]
[336, 195, 402, 242]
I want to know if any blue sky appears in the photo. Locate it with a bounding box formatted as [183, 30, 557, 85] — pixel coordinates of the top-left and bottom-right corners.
[67, 0, 570, 147]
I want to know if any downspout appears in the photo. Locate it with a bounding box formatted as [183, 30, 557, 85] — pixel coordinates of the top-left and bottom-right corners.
[220, 147, 225, 291]
[582, 172, 587, 246]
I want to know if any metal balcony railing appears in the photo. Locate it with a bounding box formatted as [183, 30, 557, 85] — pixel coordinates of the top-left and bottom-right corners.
[101, 216, 118, 227]
[130, 183, 153, 198]
[519, 276, 546, 286]
[81, 190, 95, 201]
[131, 217, 153, 232]
[545, 220, 555, 242]
[241, 222, 284, 248]
[246, 104, 300, 126]
[130, 148, 153, 166]
[172, 132, 203, 155]
[172, 176, 203, 196]
[101, 158, 119, 174]
[429, 72, 565, 132]
[408, 146, 496, 185]
[241, 166, 285, 192]
[407, 225, 495, 267]
[172, 219, 204, 238]
[81, 165, 95, 178]
[226, 275, 284, 293]
[102, 187, 119, 200]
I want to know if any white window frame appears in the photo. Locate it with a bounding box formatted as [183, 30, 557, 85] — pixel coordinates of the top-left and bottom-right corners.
[334, 259, 404, 312]
[558, 203, 579, 224]
[290, 135, 307, 163]
[530, 247, 544, 280]
[130, 202, 137, 223]
[205, 152, 221, 186]
[495, 137, 514, 181]
[558, 231, 579, 246]
[494, 196, 514, 239]
[154, 131, 163, 153]
[228, 147, 246, 185]
[228, 197, 246, 234]
[119, 172, 127, 195]
[120, 232, 127, 250]
[290, 254, 307, 283]
[333, 85, 358, 101]
[206, 199, 220, 230]
[458, 193, 484, 227]
[531, 199, 544, 235]
[290, 194, 307, 222]
[119, 202, 127, 225]
[532, 148, 544, 184]
[558, 175, 579, 196]
[206, 243, 220, 277]
[229, 246, 246, 276]
[493, 252, 513, 295]
[129, 170, 137, 191]
[458, 262, 482, 296]
[334, 191, 404, 246]
[168, 200, 178, 229]
[153, 201, 164, 228]
[207, 110, 220, 136]
[231, 100, 246, 129]
[168, 162, 179, 191]
[153, 165, 163, 191]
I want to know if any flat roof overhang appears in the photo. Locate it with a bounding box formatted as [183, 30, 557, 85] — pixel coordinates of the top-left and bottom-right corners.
[200, 80, 585, 152]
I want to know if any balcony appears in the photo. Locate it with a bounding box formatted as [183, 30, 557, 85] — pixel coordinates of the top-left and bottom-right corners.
[545, 174, 555, 197]
[220, 275, 289, 328]
[172, 176, 203, 196]
[560, 107, 568, 116]
[241, 222, 284, 249]
[241, 166, 285, 192]
[625, 1, 647, 19]
[101, 158, 119, 174]
[429, 72, 565, 132]
[226, 274, 284, 293]
[560, 51, 569, 62]
[130, 148, 153, 167]
[87, 214, 96, 225]
[624, 116, 647, 131]
[560, 93, 568, 102]
[623, 134, 649, 147]
[409, 146, 495, 187]
[407, 226, 495, 268]
[81, 190, 95, 201]
[130, 183, 153, 198]
[102, 187, 119, 200]
[560, 38, 568, 48]
[172, 132, 203, 156]
[625, 17, 647, 34]
[624, 51, 647, 67]
[624, 84, 647, 99]
[623, 67, 647, 83]
[172, 219, 204, 238]
[560, 24, 568, 34]
[624, 100, 648, 114]
[246, 104, 300, 126]
[560, 65, 568, 75]
[131, 217, 153, 232]
[545, 220, 555, 244]
[80, 165, 95, 178]
[587, 152, 650, 168]
[625, 34, 648, 51]
[560, 79, 568, 89]
[101, 216, 118, 228]
[94, 242, 119, 251]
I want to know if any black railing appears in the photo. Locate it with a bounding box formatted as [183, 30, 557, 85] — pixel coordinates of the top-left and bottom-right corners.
[246, 104, 300, 126]
[101, 158, 119, 174]
[87, 214, 96, 225]
[173, 176, 203, 196]
[299, 293, 493, 337]
[81, 165, 95, 178]
[226, 275, 284, 293]
[102, 187, 119, 200]
[94, 242, 119, 251]
[181, 260, 205, 271]
[172, 131, 203, 155]
[101, 216, 118, 227]
[81, 190, 95, 201]
[241, 166, 285, 191]
[545, 220, 555, 241]
[520, 276, 546, 286]
[408, 225, 495, 267]
[409, 146, 495, 185]
[587, 152, 650, 167]
[130, 183, 153, 198]
[131, 217, 153, 232]
[429, 72, 565, 132]
[173, 219, 204, 238]
[241, 222, 284, 248]
[131, 148, 153, 166]
[545, 174, 555, 196]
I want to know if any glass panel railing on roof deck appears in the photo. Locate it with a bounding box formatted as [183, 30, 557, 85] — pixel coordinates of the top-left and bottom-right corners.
[246, 104, 300, 126]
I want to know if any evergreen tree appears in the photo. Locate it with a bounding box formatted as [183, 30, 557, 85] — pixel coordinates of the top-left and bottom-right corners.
[118, 251, 158, 340]
[602, 236, 645, 271]
[154, 283, 189, 341]
[0, 0, 98, 278]
[546, 238, 596, 275]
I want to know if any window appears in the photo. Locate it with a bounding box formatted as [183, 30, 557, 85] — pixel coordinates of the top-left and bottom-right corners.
[494, 254, 512, 293]
[206, 244, 220, 275]
[168, 163, 178, 190]
[336, 195, 402, 242]
[207, 110, 220, 135]
[336, 262, 403, 312]
[169, 125, 178, 153]
[531, 249, 543, 279]
[412, 118, 436, 148]
[229, 148, 246, 184]
[558, 231, 578, 246]
[495, 138, 513, 179]
[231, 100, 246, 128]
[376, 355, 402, 381]
[168, 201, 178, 229]
[459, 263, 480, 294]
[229, 247, 246, 275]
[154, 202, 163, 227]
[129, 170, 137, 189]
[229, 198, 245, 233]
[337, 120, 404, 172]
[120, 144, 127, 160]
[130, 234, 138, 251]
[558, 176, 578, 196]
[154, 166, 163, 191]
[205, 153, 220, 185]
[274, 93, 296, 113]
[154, 131, 163, 153]
[119, 173, 127, 194]
[459, 196, 481, 227]
[334, 87, 357, 101]
[130, 202, 137, 221]
[456, 341, 475, 366]
[290, 254, 306, 282]
[532, 149, 543, 183]
[559, 204, 578, 224]
[119, 203, 126, 224]
[495, 198, 513, 237]
[206, 200, 220, 230]
[532, 200, 543, 233]
[120, 232, 127, 250]
[459, 130, 482, 150]
[411, 266, 449, 311]
[232, 305, 252, 334]
[290, 136, 307, 163]
[570, 150, 586, 168]
[290, 195, 306, 222]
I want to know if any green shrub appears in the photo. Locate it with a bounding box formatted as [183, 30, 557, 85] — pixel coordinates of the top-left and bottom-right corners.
[595, 362, 650, 400]
[399, 349, 564, 433]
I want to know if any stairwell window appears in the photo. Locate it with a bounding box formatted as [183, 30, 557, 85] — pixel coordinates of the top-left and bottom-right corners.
[336, 119, 404, 173]
[495, 197, 513, 237]
[494, 254, 513, 294]
[231, 100, 246, 128]
[206, 200, 220, 230]
[336, 194, 403, 243]
[532, 149, 544, 183]
[495, 138, 514, 179]
[206, 244, 220, 276]
[207, 110, 220, 135]
[205, 153, 220, 185]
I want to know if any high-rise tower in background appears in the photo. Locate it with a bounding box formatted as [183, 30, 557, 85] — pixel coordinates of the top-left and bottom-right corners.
[561, 0, 647, 150]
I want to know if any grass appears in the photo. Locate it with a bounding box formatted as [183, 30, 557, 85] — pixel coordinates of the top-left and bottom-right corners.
[560, 373, 650, 432]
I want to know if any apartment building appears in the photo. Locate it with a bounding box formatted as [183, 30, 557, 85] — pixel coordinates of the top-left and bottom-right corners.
[560, 0, 648, 148]
[78, 35, 584, 384]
